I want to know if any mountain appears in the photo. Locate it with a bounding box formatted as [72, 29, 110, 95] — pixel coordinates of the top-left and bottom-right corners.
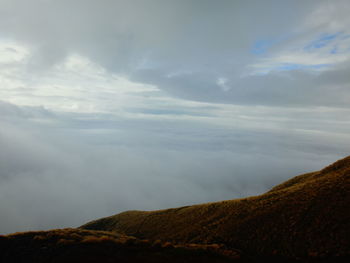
[1, 156, 349, 262]
[81, 156, 350, 261]
[0, 228, 242, 263]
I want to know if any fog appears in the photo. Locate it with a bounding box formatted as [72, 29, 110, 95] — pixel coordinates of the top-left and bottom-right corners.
[0, 0, 350, 233]
[0, 101, 347, 233]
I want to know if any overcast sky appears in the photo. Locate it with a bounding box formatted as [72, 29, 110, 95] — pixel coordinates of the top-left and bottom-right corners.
[1, 0, 350, 234]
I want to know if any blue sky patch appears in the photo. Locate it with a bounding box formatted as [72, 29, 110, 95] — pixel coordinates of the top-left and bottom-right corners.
[251, 40, 273, 55]
[275, 63, 330, 71]
[251, 39, 280, 55]
[251, 34, 293, 55]
[330, 47, 338, 54]
[304, 32, 340, 51]
[127, 108, 212, 117]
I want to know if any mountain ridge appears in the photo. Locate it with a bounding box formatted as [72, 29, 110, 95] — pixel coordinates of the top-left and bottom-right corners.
[1, 156, 349, 262]
[81, 156, 350, 261]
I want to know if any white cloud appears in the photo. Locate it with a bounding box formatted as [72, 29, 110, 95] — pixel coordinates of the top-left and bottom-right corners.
[0, 45, 159, 113]
[0, 40, 29, 64]
[248, 1, 350, 75]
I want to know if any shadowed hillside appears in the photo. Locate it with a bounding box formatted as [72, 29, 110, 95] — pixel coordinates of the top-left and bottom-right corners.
[0, 228, 243, 263]
[81, 156, 350, 261]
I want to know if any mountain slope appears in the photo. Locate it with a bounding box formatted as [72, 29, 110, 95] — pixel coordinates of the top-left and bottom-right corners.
[81, 156, 350, 261]
[0, 228, 242, 263]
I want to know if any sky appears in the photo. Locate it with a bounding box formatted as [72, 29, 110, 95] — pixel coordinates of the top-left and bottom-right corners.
[1, 0, 350, 234]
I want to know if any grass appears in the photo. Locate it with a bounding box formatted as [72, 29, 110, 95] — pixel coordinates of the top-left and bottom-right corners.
[81, 156, 350, 261]
[0, 228, 244, 262]
[2, 156, 350, 262]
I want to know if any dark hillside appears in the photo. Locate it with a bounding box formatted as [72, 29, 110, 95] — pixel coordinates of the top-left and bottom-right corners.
[0, 228, 243, 263]
[82, 156, 350, 261]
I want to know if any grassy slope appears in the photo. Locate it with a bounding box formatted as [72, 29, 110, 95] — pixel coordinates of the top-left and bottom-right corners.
[0, 228, 242, 263]
[81, 156, 350, 260]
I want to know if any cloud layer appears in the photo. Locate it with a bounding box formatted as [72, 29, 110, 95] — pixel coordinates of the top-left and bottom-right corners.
[1, 0, 350, 106]
[1, 100, 349, 233]
[0, 0, 350, 233]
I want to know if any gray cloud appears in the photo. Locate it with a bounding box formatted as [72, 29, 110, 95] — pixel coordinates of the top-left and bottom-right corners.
[0, 101, 347, 233]
[1, 0, 350, 234]
[128, 58, 350, 107]
[1, 0, 341, 106]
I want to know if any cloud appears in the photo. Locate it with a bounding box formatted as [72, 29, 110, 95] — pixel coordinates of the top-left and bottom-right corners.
[2, 0, 345, 107]
[1, 0, 350, 234]
[1, 101, 349, 233]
